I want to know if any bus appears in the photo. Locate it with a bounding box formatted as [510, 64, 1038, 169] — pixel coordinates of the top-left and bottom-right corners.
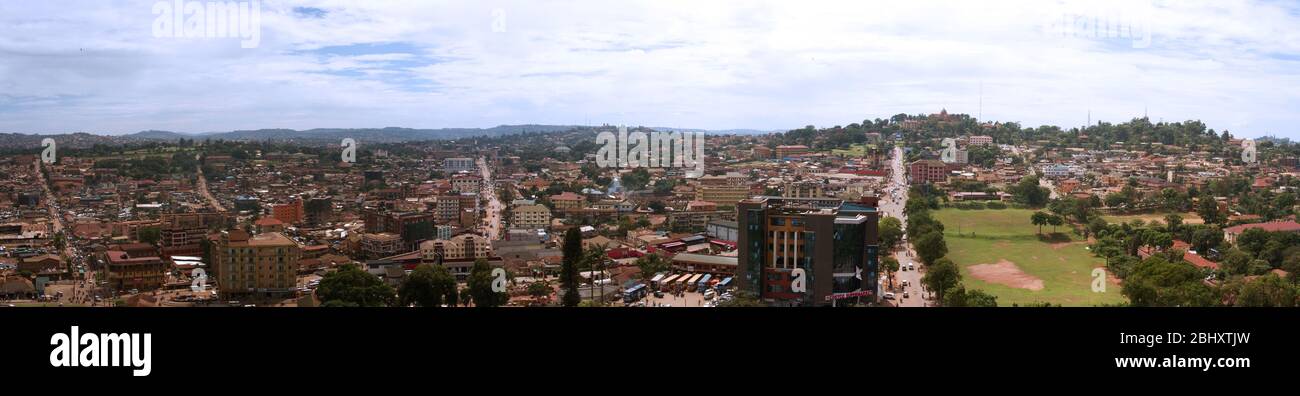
[649, 273, 666, 289]
[696, 274, 712, 292]
[623, 284, 648, 303]
[684, 274, 702, 291]
[659, 274, 681, 291]
[716, 277, 733, 291]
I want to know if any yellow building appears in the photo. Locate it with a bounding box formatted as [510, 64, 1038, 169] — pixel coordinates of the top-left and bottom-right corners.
[215, 231, 301, 298]
[695, 185, 751, 208]
[511, 204, 552, 229]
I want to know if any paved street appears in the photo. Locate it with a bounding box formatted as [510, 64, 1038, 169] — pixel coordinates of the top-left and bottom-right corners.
[478, 157, 503, 241]
[879, 146, 930, 307]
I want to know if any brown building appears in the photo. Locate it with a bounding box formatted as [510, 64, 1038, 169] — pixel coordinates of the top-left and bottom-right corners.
[272, 198, 304, 225]
[213, 231, 301, 298]
[104, 250, 166, 291]
[909, 159, 949, 185]
[775, 145, 810, 158]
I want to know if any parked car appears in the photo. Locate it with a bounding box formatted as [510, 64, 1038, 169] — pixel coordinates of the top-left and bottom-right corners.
[884, 292, 896, 300]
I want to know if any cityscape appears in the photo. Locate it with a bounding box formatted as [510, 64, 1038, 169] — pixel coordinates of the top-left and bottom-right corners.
[0, 0, 1298, 311]
[1, 114, 1297, 308]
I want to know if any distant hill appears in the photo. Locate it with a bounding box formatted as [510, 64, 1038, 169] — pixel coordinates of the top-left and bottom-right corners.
[0, 124, 783, 149]
[121, 125, 583, 143]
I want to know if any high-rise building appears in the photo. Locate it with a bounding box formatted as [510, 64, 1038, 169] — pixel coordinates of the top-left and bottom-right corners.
[736, 197, 879, 306]
[214, 231, 301, 298]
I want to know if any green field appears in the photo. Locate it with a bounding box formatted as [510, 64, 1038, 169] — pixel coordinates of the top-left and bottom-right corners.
[931, 209, 1127, 306]
[831, 143, 876, 158]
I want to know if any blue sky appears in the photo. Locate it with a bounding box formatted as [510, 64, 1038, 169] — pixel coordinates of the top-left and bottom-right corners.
[0, 0, 1298, 138]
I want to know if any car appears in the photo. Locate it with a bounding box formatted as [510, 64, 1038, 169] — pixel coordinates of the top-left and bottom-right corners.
[903, 291, 909, 298]
[884, 292, 896, 300]
[907, 264, 915, 271]
[653, 291, 664, 298]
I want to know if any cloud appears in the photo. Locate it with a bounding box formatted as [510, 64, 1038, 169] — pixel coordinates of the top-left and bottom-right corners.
[0, 0, 1297, 137]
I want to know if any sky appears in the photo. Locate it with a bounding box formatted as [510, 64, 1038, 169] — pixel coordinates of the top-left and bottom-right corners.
[0, 0, 1298, 137]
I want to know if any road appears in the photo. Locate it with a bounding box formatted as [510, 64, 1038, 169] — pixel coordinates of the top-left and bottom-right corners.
[478, 157, 503, 240]
[196, 165, 227, 212]
[36, 159, 101, 305]
[878, 146, 930, 307]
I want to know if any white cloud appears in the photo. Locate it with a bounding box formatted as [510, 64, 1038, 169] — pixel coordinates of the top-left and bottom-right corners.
[0, 0, 1297, 137]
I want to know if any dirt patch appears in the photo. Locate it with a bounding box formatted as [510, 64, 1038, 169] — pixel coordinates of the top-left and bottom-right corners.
[968, 260, 1044, 291]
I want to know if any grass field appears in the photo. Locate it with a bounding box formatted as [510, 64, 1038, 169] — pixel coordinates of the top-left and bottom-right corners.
[831, 143, 876, 158]
[1102, 212, 1203, 226]
[932, 208, 1128, 306]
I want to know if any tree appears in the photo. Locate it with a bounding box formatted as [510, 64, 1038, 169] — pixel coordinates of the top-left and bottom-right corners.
[1031, 211, 1049, 235]
[1197, 196, 1221, 224]
[138, 226, 161, 245]
[879, 216, 904, 251]
[635, 254, 671, 281]
[317, 264, 396, 307]
[528, 281, 553, 300]
[467, 258, 508, 307]
[913, 231, 948, 266]
[560, 227, 583, 307]
[1121, 256, 1217, 307]
[943, 285, 998, 307]
[1011, 176, 1050, 207]
[1164, 214, 1183, 233]
[398, 264, 457, 307]
[717, 291, 765, 307]
[1047, 214, 1064, 234]
[1221, 248, 1253, 276]
[1232, 274, 1297, 307]
[881, 256, 900, 289]
[922, 257, 961, 304]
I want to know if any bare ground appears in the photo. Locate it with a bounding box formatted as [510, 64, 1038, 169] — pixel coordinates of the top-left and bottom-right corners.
[968, 260, 1045, 291]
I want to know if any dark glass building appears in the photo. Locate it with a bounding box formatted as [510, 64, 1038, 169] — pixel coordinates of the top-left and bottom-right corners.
[736, 196, 879, 306]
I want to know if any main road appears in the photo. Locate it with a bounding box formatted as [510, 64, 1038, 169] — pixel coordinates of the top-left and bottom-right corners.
[878, 146, 930, 307]
[196, 164, 227, 212]
[478, 157, 503, 241]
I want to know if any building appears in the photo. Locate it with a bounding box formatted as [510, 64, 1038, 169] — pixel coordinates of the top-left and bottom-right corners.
[359, 233, 405, 260]
[443, 157, 477, 173]
[783, 181, 826, 198]
[1223, 220, 1300, 244]
[775, 145, 810, 158]
[1042, 164, 1071, 178]
[158, 212, 228, 255]
[511, 204, 552, 229]
[363, 209, 437, 250]
[968, 135, 993, 146]
[706, 220, 738, 242]
[671, 253, 737, 275]
[272, 198, 304, 225]
[213, 231, 301, 298]
[104, 250, 166, 291]
[695, 185, 750, 207]
[736, 197, 879, 306]
[451, 175, 482, 193]
[419, 233, 492, 262]
[550, 192, 585, 211]
[752, 146, 772, 160]
[909, 160, 949, 185]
